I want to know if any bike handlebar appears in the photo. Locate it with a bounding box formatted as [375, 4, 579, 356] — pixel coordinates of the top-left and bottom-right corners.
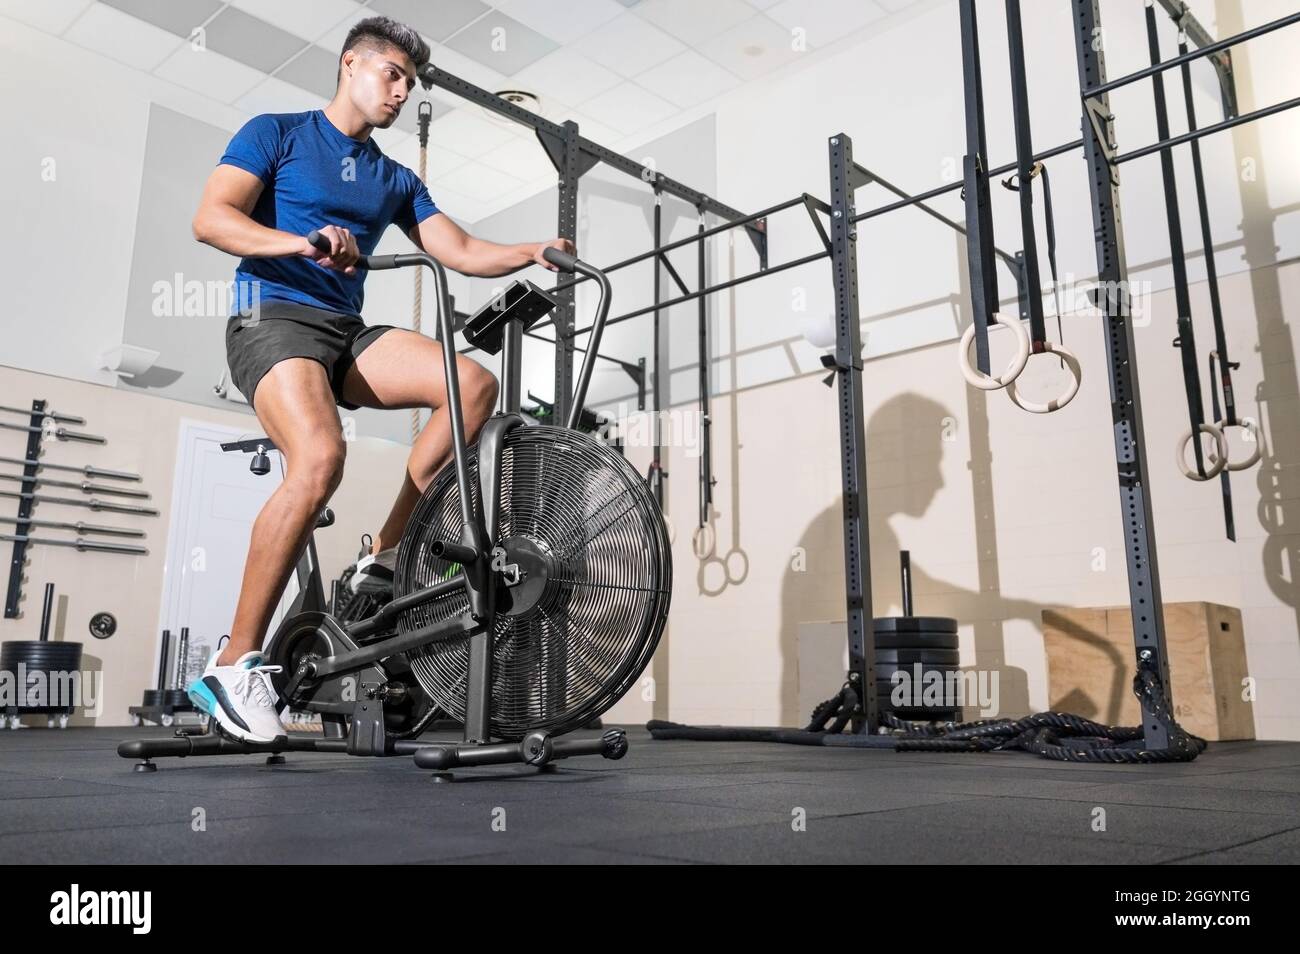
[301, 231, 609, 429]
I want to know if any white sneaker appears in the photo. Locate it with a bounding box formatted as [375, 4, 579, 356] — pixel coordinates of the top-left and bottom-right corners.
[187, 649, 287, 743]
[349, 546, 397, 595]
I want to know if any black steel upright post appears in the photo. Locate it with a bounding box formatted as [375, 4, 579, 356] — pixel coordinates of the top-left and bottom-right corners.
[1073, 0, 1174, 749]
[552, 120, 582, 428]
[651, 183, 666, 507]
[697, 208, 714, 530]
[828, 133, 877, 733]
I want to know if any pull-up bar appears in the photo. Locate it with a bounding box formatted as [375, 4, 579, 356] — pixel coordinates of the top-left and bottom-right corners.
[1081, 9, 1300, 99]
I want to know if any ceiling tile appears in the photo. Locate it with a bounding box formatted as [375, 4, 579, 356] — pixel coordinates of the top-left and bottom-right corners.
[369, 124, 411, 154]
[434, 162, 523, 203]
[100, 0, 225, 39]
[574, 13, 685, 78]
[697, 12, 810, 80]
[427, 43, 509, 94]
[0, 0, 94, 34]
[63, 2, 180, 70]
[443, 9, 557, 77]
[563, 110, 624, 147]
[476, 135, 558, 183]
[201, 6, 309, 74]
[579, 81, 676, 136]
[766, 0, 887, 45]
[490, 0, 625, 44]
[397, 138, 473, 180]
[317, 6, 380, 54]
[367, 0, 489, 43]
[233, 75, 329, 117]
[742, 0, 781, 9]
[633, 0, 756, 46]
[876, 0, 918, 11]
[428, 107, 519, 157]
[153, 44, 266, 103]
[275, 44, 341, 99]
[634, 48, 740, 108]
[228, 0, 366, 42]
[511, 48, 623, 110]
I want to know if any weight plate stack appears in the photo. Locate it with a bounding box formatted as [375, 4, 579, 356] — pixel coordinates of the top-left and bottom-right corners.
[164, 689, 193, 711]
[871, 616, 960, 720]
[0, 641, 84, 712]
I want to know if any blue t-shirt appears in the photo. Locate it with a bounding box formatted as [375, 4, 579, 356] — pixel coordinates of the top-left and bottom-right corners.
[218, 110, 439, 317]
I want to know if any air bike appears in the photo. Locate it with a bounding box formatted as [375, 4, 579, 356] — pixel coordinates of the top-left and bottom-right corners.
[119, 237, 672, 779]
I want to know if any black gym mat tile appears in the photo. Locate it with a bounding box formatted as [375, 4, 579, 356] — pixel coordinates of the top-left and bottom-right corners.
[601, 814, 1193, 865]
[2, 729, 1299, 863]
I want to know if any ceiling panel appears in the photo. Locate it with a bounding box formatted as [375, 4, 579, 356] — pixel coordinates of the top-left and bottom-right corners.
[633, 0, 757, 46]
[153, 44, 265, 103]
[275, 44, 341, 99]
[63, 2, 180, 71]
[511, 47, 623, 110]
[100, 0, 224, 39]
[490, 0, 625, 45]
[574, 13, 685, 79]
[766, 0, 887, 46]
[697, 13, 811, 81]
[0, 0, 94, 34]
[579, 81, 676, 136]
[201, 6, 309, 74]
[636, 49, 741, 109]
[228, 0, 366, 42]
[442, 9, 557, 77]
[367, 0, 489, 44]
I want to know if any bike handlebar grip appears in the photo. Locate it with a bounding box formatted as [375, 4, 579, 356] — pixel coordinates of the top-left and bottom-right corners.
[363, 254, 401, 270]
[542, 246, 579, 272]
[306, 230, 331, 253]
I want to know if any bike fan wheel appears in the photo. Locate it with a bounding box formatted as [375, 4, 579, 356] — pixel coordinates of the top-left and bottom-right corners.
[394, 426, 672, 741]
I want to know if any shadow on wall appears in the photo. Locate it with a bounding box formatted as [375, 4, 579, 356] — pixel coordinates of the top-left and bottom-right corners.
[1217, 1, 1300, 646]
[775, 392, 1059, 726]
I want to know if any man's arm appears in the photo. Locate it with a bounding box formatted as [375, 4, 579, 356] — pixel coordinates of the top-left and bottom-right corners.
[410, 213, 573, 277]
[192, 165, 359, 272]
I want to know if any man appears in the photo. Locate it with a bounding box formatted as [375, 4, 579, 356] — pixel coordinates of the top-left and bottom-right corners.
[187, 16, 573, 742]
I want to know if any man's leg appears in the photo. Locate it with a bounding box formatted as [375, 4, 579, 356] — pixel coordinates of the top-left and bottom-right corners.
[339, 329, 499, 554]
[219, 358, 347, 666]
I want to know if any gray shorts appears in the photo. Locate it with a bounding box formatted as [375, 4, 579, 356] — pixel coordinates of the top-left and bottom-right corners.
[226, 300, 395, 411]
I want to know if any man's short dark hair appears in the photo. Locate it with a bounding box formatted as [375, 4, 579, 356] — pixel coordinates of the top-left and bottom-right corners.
[339, 16, 430, 80]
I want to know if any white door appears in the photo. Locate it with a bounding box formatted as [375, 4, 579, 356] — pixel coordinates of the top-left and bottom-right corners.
[155, 419, 296, 687]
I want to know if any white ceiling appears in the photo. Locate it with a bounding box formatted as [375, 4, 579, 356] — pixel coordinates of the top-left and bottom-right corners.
[2, 0, 924, 221]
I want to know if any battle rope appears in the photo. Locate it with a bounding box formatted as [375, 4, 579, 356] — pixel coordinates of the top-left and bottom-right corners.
[860, 663, 1207, 763]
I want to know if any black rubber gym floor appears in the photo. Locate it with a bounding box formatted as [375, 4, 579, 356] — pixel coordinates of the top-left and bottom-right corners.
[1, 726, 1297, 864]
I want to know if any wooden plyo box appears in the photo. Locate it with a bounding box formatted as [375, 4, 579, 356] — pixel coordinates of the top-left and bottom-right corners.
[1041, 603, 1253, 741]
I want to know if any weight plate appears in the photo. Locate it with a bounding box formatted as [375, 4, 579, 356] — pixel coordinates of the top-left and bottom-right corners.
[89, 612, 117, 639]
[164, 689, 193, 711]
[872, 631, 958, 650]
[141, 690, 163, 707]
[1, 647, 84, 663]
[871, 649, 959, 666]
[873, 616, 958, 633]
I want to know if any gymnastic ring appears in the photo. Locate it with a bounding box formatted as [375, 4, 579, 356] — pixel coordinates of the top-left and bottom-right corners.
[1176, 423, 1229, 481]
[1212, 417, 1262, 471]
[1006, 341, 1083, 414]
[958, 312, 1031, 391]
[691, 523, 716, 560]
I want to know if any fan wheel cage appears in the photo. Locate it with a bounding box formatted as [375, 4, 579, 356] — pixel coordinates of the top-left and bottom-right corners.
[394, 426, 671, 740]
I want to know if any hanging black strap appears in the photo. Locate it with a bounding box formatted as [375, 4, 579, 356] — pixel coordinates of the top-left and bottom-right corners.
[1147, 7, 1208, 478]
[1180, 39, 1238, 538]
[1002, 161, 1064, 354]
[1179, 41, 1238, 427]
